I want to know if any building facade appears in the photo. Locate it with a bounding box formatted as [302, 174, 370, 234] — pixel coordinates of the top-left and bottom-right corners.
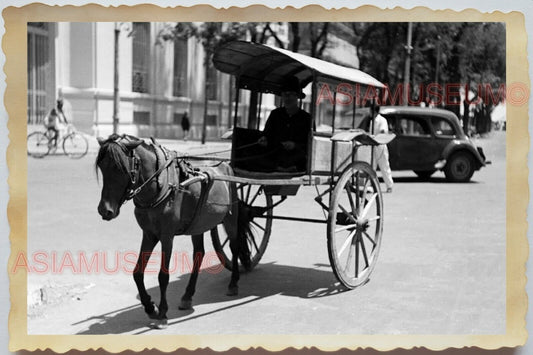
[27, 22, 360, 139]
[28, 22, 244, 139]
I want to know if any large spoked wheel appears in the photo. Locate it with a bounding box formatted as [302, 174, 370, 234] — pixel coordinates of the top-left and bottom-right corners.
[27, 131, 51, 158]
[327, 162, 384, 289]
[62, 132, 88, 159]
[211, 184, 273, 271]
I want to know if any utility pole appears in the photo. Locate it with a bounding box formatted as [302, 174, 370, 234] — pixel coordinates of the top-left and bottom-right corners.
[113, 23, 120, 134]
[403, 22, 413, 106]
[113, 23, 131, 134]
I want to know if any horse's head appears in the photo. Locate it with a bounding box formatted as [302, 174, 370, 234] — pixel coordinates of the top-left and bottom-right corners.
[95, 134, 143, 220]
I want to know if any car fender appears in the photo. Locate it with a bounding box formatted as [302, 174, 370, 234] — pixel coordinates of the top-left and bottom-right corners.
[441, 140, 486, 168]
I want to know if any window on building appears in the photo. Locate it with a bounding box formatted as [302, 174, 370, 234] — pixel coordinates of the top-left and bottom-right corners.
[132, 22, 150, 93]
[206, 65, 218, 101]
[206, 114, 217, 126]
[27, 22, 51, 124]
[133, 111, 150, 125]
[173, 38, 188, 97]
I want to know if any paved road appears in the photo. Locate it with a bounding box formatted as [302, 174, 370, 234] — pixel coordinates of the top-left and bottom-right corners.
[25, 131, 506, 336]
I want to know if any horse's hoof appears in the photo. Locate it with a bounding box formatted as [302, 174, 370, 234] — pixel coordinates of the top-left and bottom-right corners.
[151, 318, 168, 330]
[147, 304, 159, 320]
[226, 286, 238, 296]
[178, 299, 192, 310]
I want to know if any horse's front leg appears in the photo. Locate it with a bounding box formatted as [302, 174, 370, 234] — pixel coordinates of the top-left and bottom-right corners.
[133, 232, 159, 319]
[179, 234, 204, 310]
[154, 237, 174, 329]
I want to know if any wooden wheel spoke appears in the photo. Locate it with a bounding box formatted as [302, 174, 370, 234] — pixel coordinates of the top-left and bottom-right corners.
[247, 233, 260, 253]
[354, 172, 361, 211]
[245, 185, 252, 203]
[249, 187, 262, 205]
[354, 233, 360, 277]
[346, 184, 357, 215]
[251, 220, 266, 232]
[362, 231, 376, 248]
[339, 204, 357, 223]
[335, 223, 358, 233]
[221, 236, 230, 248]
[361, 193, 378, 219]
[358, 234, 370, 269]
[337, 229, 357, 258]
[343, 234, 355, 273]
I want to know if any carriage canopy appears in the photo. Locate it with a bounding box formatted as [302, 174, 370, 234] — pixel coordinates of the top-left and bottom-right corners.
[213, 40, 385, 96]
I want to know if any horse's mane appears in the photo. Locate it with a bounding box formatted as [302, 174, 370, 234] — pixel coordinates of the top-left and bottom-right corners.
[95, 134, 131, 181]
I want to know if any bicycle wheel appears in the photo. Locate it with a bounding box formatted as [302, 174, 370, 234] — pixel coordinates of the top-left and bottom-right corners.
[62, 132, 88, 159]
[27, 132, 50, 158]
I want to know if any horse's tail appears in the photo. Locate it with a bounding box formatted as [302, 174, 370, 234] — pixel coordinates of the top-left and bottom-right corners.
[236, 200, 254, 271]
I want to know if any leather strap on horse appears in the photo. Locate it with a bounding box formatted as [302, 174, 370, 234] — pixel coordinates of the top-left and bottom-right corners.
[177, 170, 213, 236]
[130, 144, 178, 209]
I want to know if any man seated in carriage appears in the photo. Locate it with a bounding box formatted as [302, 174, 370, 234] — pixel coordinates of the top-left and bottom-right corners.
[255, 76, 312, 173]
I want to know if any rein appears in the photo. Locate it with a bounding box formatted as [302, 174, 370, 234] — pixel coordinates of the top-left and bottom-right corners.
[174, 141, 265, 163]
[125, 154, 177, 202]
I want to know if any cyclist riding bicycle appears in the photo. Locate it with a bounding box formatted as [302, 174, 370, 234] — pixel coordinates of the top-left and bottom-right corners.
[44, 98, 69, 148]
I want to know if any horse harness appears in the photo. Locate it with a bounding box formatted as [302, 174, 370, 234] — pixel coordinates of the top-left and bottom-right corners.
[118, 137, 217, 235]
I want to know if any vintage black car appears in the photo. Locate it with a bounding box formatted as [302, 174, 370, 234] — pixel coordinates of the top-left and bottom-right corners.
[360, 106, 489, 182]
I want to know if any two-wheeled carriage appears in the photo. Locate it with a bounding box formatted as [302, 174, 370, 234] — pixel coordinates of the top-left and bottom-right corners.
[208, 41, 394, 289]
[96, 41, 394, 326]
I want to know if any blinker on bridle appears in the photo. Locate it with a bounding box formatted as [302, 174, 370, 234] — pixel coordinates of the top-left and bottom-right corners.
[110, 136, 141, 204]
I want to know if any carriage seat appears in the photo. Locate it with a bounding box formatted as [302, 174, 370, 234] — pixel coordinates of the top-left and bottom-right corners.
[231, 127, 308, 176]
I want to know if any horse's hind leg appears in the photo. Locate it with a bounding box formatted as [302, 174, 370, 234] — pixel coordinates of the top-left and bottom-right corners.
[133, 233, 159, 319]
[179, 234, 204, 310]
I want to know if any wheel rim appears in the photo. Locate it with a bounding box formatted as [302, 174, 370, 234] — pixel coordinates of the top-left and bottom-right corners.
[450, 156, 471, 180]
[62, 133, 88, 158]
[211, 184, 272, 271]
[328, 163, 383, 289]
[27, 132, 50, 158]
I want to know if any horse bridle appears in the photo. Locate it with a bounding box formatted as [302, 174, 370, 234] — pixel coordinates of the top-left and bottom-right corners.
[113, 137, 182, 206]
[109, 138, 142, 205]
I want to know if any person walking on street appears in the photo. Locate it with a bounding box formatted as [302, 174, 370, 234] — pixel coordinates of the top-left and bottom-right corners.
[181, 111, 190, 141]
[371, 105, 394, 193]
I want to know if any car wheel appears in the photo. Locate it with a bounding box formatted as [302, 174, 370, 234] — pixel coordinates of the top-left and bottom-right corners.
[444, 152, 475, 182]
[414, 170, 435, 180]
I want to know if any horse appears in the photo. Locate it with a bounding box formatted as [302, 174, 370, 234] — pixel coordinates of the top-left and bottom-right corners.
[95, 134, 250, 329]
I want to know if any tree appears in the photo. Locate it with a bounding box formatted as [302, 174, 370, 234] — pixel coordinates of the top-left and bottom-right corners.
[162, 22, 246, 143]
[347, 22, 505, 107]
[289, 22, 330, 59]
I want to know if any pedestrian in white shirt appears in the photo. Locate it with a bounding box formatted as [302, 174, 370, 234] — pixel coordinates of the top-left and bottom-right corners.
[371, 106, 394, 193]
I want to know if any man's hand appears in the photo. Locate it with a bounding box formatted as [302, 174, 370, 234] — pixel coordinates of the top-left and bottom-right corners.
[281, 141, 296, 150]
[258, 136, 268, 147]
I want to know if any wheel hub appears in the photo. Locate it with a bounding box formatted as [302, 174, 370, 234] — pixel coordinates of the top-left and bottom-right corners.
[356, 218, 369, 232]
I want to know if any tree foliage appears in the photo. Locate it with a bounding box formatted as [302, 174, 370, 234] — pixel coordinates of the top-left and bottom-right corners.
[347, 22, 506, 104]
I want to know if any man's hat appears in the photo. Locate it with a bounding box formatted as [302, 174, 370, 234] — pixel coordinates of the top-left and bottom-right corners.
[281, 76, 305, 99]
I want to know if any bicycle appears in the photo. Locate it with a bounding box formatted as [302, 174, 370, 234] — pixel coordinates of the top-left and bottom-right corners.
[27, 124, 89, 159]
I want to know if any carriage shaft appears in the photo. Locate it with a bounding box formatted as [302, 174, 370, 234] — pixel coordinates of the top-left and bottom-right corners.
[256, 214, 327, 224]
